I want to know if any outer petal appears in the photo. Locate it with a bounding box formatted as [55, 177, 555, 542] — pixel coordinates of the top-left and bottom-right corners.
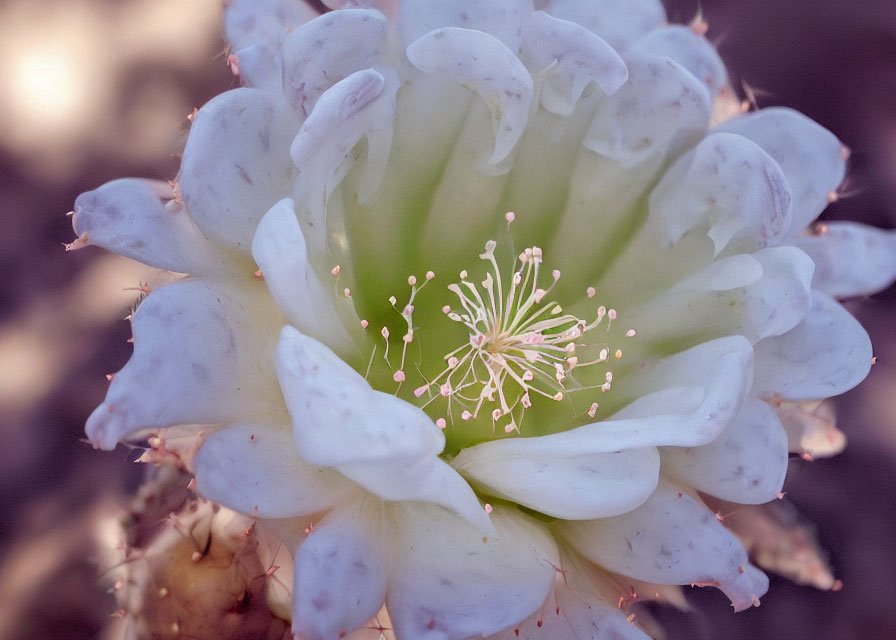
[194, 423, 353, 519]
[584, 51, 710, 168]
[521, 11, 628, 115]
[292, 498, 389, 640]
[85, 279, 283, 450]
[387, 504, 557, 640]
[649, 132, 793, 254]
[796, 222, 896, 298]
[179, 88, 298, 250]
[274, 327, 492, 533]
[627, 246, 814, 347]
[716, 107, 846, 232]
[561, 479, 769, 612]
[542, 0, 667, 51]
[487, 553, 651, 640]
[662, 397, 789, 504]
[72, 179, 230, 277]
[251, 198, 354, 353]
[281, 9, 388, 117]
[398, 0, 531, 51]
[753, 291, 873, 400]
[453, 446, 660, 520]
[406, 27, 533, 166]
[224, 0, 319, 51]
[630, 25, 728, 96]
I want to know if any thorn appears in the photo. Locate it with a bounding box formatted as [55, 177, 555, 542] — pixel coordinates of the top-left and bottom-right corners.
[253, 269, 264, 280]
[187, 107, 199, 122]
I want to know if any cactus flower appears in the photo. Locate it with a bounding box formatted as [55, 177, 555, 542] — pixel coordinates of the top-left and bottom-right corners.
[70, 1, 896, 638]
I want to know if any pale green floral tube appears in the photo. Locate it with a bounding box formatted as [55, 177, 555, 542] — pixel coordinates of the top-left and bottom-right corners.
[69, 1, 896, 638]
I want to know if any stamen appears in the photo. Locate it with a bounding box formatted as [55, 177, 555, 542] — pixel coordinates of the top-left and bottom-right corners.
[434, 238, 626, 434]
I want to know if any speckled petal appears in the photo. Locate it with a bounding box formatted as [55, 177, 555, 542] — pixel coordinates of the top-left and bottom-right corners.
[292, 498, 389, 640]
[406, 27, 533, 165]
[662, 397, 789, 504]
[561, 479, 769, 612]
[281, 9, 388, 117]
[649, 132, 793, 254]
[584, 51, 710, 168]
[194, 423, 352, 518]
[521, 11, 628, 115]
[180, 88, 298, 250]
[398, 0, 531, 51]
[85, 279, 283, 449]
[796, 222, 896, 298]
[716, 107, 846, 233]
[542, 0, 667, 51]
[631, 25, 727, 96]
[224, 0, 319, 50]
[753, 291, 873, 400]
[72, 178, 230, 277]
[387, 503, 557, 640]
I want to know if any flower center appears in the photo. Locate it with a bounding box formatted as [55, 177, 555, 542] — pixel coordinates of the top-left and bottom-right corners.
[351, 215, 633, 453]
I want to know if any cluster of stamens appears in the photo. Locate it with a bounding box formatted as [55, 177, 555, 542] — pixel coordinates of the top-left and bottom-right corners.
[415, 238, 626, 434]
[345, 213, 635, 437]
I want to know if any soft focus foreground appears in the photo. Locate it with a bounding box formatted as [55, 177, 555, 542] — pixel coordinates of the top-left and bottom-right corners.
[5, 1, 896, 640]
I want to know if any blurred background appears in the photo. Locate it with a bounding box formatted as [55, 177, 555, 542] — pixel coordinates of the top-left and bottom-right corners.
[0, 0, 893, 638]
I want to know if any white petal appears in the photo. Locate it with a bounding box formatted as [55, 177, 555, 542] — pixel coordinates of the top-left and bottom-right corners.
[290, 68, 397, 250]
[85, 279, 283, 449]
[251, 198, 354, 353]
[398, 0, 531, 51]
[194, 423, 353, 519]
[777, 400, 846, 458]
[542, 0, 667, 51]
[282, 9, 388, 117]
[180, 88, 298, 250]
[662, 397, 789, 504]
[274, 326, 442, 465]
[487, 553, 651, 640]
[521, 11, 628, 115]
[561, 479, 769, 612]
[796, 222, 896, 298]
[627, 246, 814, 346]
[716, 107, 846, 232]
[753, 291, 872, 400]
[453, 338, 753, 494]
[72, 179, 230, 277]
[631, 25, 727, 96]
[585, 51, 711, 168]
[454, 445, 659, 520]
[649, 132, 793, 254]
[387, 503, 557, 640]
[224, 0, 319, 51]
[293, 498, 389, 640]
[406, 27, 533, 165]
[230, 43, 283, 93]
[274, 327, 492, 532]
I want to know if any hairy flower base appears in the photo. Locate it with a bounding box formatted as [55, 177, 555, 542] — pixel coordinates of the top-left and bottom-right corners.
[70, 0, 896, 638]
